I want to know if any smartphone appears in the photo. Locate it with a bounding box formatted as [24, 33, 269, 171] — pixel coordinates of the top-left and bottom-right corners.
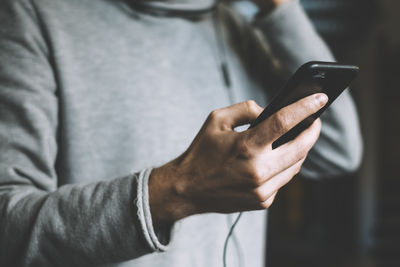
[249, 61, 359, 149]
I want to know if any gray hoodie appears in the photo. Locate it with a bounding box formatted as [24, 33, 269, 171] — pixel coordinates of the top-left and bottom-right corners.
[0, 0, 362, 266]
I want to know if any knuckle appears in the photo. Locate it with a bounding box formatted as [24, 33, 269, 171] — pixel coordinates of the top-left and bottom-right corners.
[303, 95, 320, 114]
[252, 187, 268, 203]
[293, 144, 308, 162]
[266, 196, 275, 207]
[259, 197, 274, 209]
[296, 150, 307, 163]
[235, 138, 254, 160]
[295, 165, 302, 176]
[208, 109, 223, 122]
[296, 159, 305, 174]
[270, 112, 290, 135]
[252, 174, 263, 187]
[265, 193, 278, 209]
[245, 100, 259, 116]
[246, 164, 264, 186]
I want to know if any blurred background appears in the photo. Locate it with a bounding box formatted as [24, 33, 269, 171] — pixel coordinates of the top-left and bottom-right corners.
[265, 0, 400, 267]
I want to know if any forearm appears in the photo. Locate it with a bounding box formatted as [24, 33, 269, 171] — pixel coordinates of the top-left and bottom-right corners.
[0, 171, 168, 267]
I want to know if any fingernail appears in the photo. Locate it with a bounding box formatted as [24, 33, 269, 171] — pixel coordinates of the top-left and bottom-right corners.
[315, 93, 328, 107]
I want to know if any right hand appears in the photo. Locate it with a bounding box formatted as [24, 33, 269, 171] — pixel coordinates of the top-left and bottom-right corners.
[149, 93, 328, 226]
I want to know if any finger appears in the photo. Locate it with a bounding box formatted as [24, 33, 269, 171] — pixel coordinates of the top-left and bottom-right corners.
[230, 156, 305, 206]
[261, 191, 278, 209]
[248, 119, 321, 185]
[247, 93, 327, 147]
[255, 158, 305, 207]
[272, 118, 321, 166]
[210, 100, 263, 130]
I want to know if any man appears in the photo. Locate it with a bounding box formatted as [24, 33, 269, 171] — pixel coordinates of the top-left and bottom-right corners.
[0, 0, 362, 266]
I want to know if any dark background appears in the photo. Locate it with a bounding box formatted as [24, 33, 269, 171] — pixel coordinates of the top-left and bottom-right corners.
[267, 0, 400, 266]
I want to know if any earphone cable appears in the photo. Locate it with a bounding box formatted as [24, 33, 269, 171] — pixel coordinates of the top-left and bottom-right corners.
[223, 212, 243, 267]
[211, 2, 235, 103]
[126, 2, 242, 266]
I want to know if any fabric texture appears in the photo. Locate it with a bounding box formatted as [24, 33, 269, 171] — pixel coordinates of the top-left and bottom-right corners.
[136, 168, 169, 252]
[0, 0, 362, 266]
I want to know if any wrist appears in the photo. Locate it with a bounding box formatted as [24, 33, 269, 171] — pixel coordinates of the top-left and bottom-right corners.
[148, 161, 196, 227]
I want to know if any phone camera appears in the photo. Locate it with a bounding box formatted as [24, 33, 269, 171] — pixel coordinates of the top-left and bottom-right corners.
[313, 71, 326, 79]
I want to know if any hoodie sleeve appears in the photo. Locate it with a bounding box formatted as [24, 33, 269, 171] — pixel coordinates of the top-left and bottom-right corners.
[253, 0, 363, 177]
[0, 1, 169, 266]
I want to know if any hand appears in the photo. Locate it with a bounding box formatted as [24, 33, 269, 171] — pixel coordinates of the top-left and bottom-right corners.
[251, 0, 291, 13]
[149, 93, 328, 226]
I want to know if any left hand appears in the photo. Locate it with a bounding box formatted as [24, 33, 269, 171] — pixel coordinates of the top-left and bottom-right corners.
[251, 0, 291, 13]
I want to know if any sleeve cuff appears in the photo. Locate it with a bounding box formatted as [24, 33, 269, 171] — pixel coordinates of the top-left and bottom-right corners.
[135, 168, 170, 252]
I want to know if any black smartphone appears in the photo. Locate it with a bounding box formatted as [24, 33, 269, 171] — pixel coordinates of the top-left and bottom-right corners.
[249, 61, 359, 149]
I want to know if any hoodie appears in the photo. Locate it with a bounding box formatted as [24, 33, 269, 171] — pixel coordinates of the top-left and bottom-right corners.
[0, 0, 362, 266]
